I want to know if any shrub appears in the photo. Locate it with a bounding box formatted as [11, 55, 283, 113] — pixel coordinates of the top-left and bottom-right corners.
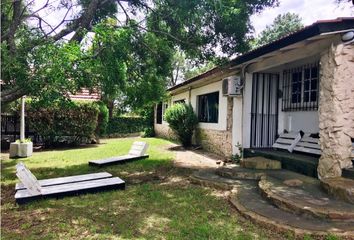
[141, 127, 155, 138]
[106, 117, 147, 135]
[164, 103, 198, 147]
[95, 101, 109, 136]
[27, 101, 99, 146]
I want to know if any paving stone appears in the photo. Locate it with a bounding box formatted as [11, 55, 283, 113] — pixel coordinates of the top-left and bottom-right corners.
[215, 165, 282, 180]
[259, 175, 354, 221]
[191, 168, 354, 238]
[321, 177, 354, 204]
[230, 181, 354, 238]
[241, 157, 281, 170]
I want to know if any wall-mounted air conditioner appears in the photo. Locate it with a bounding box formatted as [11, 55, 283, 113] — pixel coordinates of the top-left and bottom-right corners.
[222, 76, 243, 96]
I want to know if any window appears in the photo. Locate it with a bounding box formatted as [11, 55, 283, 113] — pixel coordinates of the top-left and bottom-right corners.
[174, 99, 185, 104]
[197, 92, 219, 123]
[162, 103, 168, 121]
[282, 62, 319, 111]
[156, 102, 162, 124]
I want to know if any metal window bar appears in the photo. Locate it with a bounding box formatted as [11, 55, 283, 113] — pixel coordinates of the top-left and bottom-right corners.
[282, 62, 319, 111]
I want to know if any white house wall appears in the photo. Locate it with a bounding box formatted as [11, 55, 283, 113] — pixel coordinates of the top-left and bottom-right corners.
[189, 81, 228, 131]
[242, 73, 253, 148]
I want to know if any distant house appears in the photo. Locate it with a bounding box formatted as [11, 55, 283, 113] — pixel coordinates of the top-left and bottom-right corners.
[155, 17, 354, 179]
[68, 88, 101, 101]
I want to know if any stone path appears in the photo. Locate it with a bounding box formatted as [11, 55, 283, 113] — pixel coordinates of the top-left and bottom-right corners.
[190, 165, 354, 238]
[168, 147, 354, 238]
[172, 147, 222, 169]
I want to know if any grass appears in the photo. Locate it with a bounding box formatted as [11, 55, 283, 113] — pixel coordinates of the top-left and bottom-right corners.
[0, 137, 317, 239]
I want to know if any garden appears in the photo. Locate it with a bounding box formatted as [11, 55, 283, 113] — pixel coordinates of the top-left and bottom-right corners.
[1, 137, 282, 240]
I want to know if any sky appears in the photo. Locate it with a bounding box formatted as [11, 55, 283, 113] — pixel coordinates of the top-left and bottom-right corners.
[251, 0, 354, 36]
[31, 0, 354, 42]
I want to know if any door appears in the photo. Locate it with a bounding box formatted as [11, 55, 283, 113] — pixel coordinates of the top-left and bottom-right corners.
[250, 73, 279, 148]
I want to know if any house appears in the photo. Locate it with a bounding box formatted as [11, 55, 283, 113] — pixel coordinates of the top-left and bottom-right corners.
[154, 17, 354, 179]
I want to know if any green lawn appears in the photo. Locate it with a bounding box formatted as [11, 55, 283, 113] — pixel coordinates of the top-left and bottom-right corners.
[1, 137, 283, 240]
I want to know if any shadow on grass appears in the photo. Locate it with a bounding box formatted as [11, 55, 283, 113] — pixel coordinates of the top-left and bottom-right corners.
[2, 171, 239, 240]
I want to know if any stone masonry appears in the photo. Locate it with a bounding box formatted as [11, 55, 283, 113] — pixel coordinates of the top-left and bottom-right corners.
[194, 97, 233, 157]
[318, 43, 354, 179]
[154, 96, 233, 158]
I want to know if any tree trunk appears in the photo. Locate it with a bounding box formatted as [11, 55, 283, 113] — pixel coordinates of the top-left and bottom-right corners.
[107, 100, 114, 119]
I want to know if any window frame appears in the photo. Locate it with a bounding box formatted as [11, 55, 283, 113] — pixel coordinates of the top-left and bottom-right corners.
[282, 62, 319, 112]
[197, 91, 219, 123]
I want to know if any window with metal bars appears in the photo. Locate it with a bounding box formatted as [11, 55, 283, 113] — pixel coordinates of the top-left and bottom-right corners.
[282, 62, 319, 111]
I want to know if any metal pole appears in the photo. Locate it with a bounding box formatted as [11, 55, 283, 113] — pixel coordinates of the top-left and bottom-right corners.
[20, 96, 25, 142]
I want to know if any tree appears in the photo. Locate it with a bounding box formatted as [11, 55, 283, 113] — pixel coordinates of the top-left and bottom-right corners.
[1, 0, 279, 107]
[252, 13, 303, 48]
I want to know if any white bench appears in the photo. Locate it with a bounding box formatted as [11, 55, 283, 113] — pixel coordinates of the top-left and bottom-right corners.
[272, 132, 301, 153]
[15, 162, 125, 204]
[293, 134, 321, 155]
[89, 141, 149, 167]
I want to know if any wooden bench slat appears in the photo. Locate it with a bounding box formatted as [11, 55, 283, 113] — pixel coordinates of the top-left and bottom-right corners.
[275, 138, 295, 145]
[15, 177, 125, 204]
[15, 172, 112, 191]
[300, 137, 319, 144]
[296, 142, 321, 149]
[89, 154, 149, 167]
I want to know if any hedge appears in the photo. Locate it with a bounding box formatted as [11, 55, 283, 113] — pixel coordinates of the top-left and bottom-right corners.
[27, 101, 100, 146]
[106, 117, 148, 135]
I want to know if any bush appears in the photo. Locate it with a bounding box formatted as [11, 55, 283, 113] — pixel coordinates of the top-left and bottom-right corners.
[95, 101, 109, 136]
[141, 127, 155, 138]
[27, 101, 99, 146]
[106, 117, 147, 135]
[164, 103, 198, 147]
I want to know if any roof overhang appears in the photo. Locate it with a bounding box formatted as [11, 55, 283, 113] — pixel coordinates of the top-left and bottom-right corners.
[168, 17, 354, 94]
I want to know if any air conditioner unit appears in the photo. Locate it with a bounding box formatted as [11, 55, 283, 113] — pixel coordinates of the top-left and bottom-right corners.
[222, 76, 243, 96]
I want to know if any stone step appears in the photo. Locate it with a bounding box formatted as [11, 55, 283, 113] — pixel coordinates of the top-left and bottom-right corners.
[240, 157, 282, 170]
[230, 182, 354, 238]
[190, 170, 241, 190]
[192, 169, 354, 238]
[259, 175, 354, 221]
[321, 177, 354, 204]
[215, 165, 283, 180]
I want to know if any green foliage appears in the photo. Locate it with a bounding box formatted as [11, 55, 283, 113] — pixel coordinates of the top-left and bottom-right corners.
[2, 0, 279, 110]
[148, 0, 279, 59]
[95, 101, 109, 136]
[15, 138, 32, 143]
[26, 101, 99, 146]
[231, 142, 243, 163]
[184, 61, 216, 80]
[164, 103, 198, 147]
[106, 117, 148, 135]
[252, 13, 303, 48]
[142, 127, 155, 138]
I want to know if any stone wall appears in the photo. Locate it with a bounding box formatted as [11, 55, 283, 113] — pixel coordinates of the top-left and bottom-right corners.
[154, 123, 178, 141]
[318, 43, 354, 179]
[154, 97, 234, 158]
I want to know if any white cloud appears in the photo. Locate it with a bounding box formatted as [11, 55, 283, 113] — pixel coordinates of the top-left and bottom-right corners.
[251, 0, 354, 36]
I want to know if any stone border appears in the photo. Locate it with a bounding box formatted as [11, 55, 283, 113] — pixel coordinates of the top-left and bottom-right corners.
[229, 191, 354, 239]
[191, 169, 354, 239]
[259, 176, 354, 221]
[215, 167, 266, 180]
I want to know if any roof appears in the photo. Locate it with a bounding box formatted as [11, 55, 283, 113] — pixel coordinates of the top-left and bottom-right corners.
[168, 17, 354, 92]
[68, 88, 101, 101]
